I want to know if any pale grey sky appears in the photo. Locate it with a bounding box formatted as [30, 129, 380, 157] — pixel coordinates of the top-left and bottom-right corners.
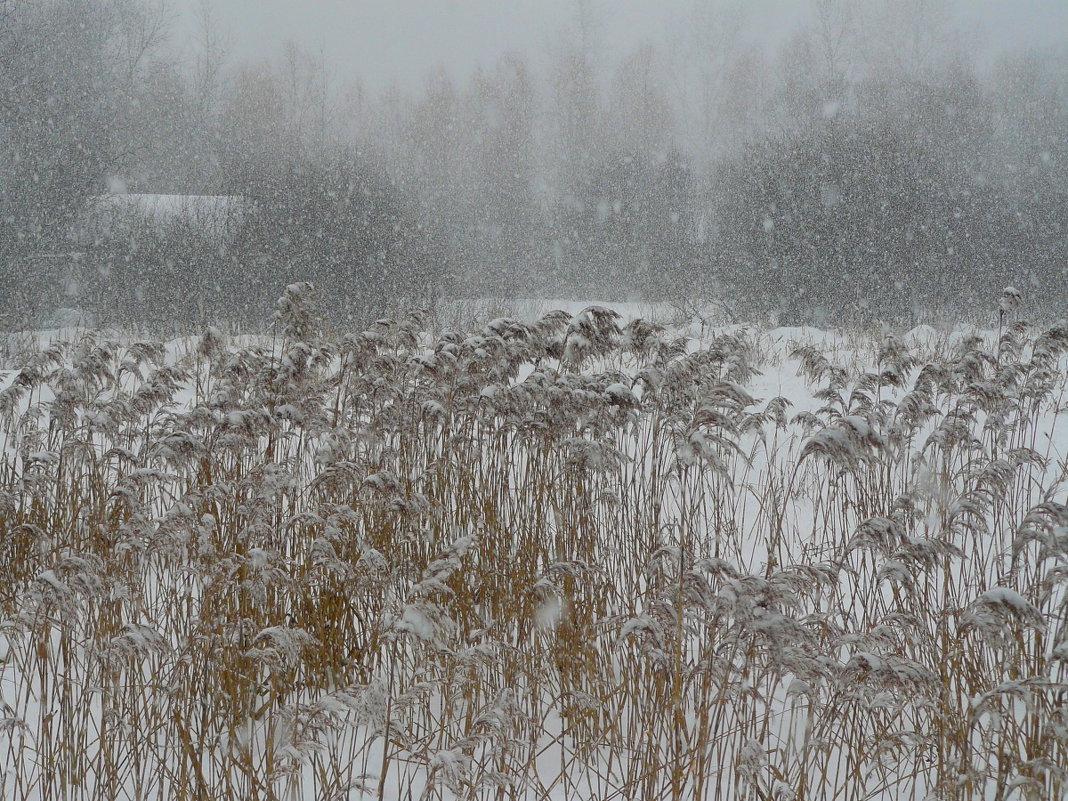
[173, 0, 1068, 90]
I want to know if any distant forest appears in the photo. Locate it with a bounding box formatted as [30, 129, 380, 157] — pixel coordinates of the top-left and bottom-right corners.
[1, 0, 1066, 327]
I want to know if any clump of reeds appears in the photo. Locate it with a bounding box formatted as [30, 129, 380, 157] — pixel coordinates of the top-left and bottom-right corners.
[1, 286, 1066, 800]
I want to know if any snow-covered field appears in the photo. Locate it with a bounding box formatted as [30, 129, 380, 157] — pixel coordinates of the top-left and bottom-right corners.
[2, 290, 1067, 800]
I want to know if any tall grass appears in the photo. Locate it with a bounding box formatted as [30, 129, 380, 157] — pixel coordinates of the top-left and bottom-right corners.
[1, 284, 1067, 800]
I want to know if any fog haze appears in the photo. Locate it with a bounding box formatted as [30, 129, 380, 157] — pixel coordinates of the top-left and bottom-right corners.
[174, 0, 1067, 89]
[3, 0, 1067, 327]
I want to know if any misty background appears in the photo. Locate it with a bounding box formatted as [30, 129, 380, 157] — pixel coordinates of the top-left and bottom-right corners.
[1, 0, 1066, 328]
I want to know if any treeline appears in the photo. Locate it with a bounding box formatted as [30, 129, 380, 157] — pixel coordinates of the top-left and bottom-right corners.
[1, 0, 1065, 327]
[714, 54, 1068, 324]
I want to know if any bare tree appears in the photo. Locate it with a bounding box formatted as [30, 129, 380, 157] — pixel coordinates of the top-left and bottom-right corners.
[667, 0, 750, 165]
[0, 0, 169, 323]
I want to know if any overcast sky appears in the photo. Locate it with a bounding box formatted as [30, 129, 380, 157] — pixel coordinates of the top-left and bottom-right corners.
[173, 0, 1068, 90]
